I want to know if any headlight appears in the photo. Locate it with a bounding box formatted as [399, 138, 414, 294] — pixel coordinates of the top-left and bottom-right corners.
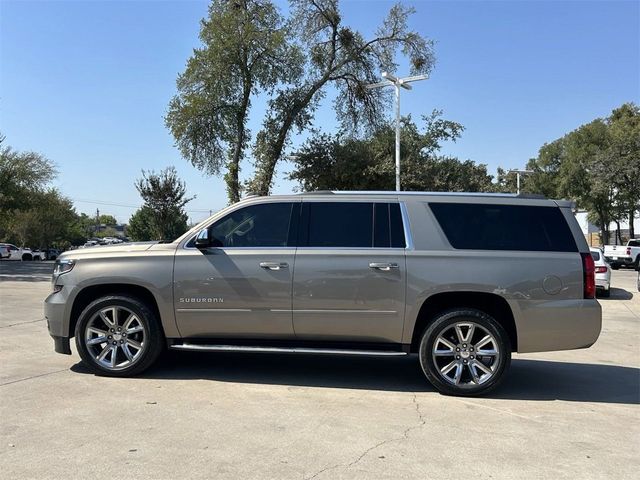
[53, 259, 75, 276]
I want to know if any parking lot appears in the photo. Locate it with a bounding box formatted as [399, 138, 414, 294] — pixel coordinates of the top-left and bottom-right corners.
[0, 261, 638, 479]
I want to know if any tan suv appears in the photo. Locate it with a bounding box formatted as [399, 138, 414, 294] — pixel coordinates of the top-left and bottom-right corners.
[45, 192, 601, 396]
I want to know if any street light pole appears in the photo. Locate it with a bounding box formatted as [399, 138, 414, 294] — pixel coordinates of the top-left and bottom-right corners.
[507, 169, 534, 195]
[367, 72, 428, 191]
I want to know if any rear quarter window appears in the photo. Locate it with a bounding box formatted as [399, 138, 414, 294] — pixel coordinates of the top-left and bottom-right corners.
[429, 203, 578, 252]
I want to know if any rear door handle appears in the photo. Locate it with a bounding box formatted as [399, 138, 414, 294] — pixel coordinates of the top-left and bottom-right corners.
[260, 262, 289, 271]
[369, 262, 399, 271]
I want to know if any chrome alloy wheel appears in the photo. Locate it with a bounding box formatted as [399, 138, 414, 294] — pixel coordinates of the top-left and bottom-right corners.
[431, 322, 500, 386]
[84, 306, 147, 370]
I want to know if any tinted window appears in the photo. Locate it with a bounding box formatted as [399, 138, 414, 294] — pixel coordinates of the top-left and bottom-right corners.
[390, 203, 406, 248]
[209, 203, 294, 247]
[591, 251, 601, 261]
[306, 202, 373, 247]
[429, 203, 577, 252]
[629, 240, 640, 247]
[373, 203, 406, 248]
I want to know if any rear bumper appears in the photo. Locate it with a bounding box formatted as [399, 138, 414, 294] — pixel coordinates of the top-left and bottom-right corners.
[510, 299, 602, 353]
[605, 256, 633, 265]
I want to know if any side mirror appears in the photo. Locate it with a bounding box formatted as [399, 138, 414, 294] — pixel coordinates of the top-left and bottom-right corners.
[195, 228, 223, 249]
[195, 228, 211, 249]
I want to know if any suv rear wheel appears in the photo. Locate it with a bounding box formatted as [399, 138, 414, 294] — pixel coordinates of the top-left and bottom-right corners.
[75, 295, 164, 376]
[419, 309, 511, 396]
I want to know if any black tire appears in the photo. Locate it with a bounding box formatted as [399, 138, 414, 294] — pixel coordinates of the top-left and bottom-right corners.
[75, 295, 164, 377]
[22, 254, 32, 261]
[419, 308, 511, 396]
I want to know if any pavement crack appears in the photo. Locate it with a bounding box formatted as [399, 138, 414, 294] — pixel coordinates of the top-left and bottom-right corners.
[303, 393, 426, 480]
[0, 318, 45, 328]
[0, 368, 68, 387]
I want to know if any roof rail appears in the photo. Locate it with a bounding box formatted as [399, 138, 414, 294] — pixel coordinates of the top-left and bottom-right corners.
[516, 193, 546, 199]
[299, 190, 335, 195]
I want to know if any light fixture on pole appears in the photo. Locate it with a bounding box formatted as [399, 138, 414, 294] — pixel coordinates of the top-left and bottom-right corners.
[507, 169, 533, 195]
[366, 72, 428, 191]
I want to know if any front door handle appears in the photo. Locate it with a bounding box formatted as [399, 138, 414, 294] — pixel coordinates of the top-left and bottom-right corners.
[260, 262, 289, 271]
[369, 262, 399, 271]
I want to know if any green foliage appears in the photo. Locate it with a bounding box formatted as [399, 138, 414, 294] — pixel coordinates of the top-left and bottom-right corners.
[166, 0, 297, 203]
[133, 167, 194, 241]
[289, 113, 494, 192]
[0, 136, 82, 247]
[127, 206, 156, 242]
[250, 0, 435, 195]
[523, 102, 640, 241]
[0, 136, 57, 213]
[168, 0, 435, 198]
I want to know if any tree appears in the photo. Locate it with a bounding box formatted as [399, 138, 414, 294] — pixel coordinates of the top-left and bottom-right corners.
[288, 113, 494, 192]
[523, 103, 640, 243]
[248, 1, 434, 195]
[4, 189, 79, 248]
[166, 0, 297, 203]
[0, 137, 57, 213]
[134, 167, 194, 241]
[127, 206, 157, 242]
[168, 0, 435, 199]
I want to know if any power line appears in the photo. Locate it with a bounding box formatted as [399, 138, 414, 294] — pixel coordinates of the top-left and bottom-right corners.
[71, 198, 213, 213]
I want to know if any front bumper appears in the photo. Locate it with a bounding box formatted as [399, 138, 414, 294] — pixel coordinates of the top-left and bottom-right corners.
[44, 287, 73, 355]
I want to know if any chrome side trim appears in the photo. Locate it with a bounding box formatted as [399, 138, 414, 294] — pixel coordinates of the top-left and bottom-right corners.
[171, 344, 407, 356]
[399, 202, 414, 250]
[176, 308, 252, 313]
[270, 309, 396, 313]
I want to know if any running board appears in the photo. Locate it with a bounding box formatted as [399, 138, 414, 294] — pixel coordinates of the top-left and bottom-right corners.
[171, 344, 407, 356]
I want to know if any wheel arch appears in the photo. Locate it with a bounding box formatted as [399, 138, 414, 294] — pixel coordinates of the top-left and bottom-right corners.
[409, 291, 518, 353]
[69, 284, 163, 339]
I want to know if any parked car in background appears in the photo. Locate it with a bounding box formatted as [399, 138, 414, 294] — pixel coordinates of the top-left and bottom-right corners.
[31, 249, 45, 261]
[45, 191, 601, 397]
[590, 247, 611, 297]
[0, 244, 9, 259]
[46, 249, 61, 260]
[0, 243, 33, 261]
[604, 239, 640, 269]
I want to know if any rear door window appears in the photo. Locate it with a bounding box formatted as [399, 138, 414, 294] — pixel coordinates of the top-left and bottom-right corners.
[429, 203, 577, 252]
[303, 202, 373, 248]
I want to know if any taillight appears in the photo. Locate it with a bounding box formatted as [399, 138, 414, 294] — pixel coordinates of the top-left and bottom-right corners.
[595, 266, 607, 273]
[581, 252, 596, 299]
[627, 247, 631, 255]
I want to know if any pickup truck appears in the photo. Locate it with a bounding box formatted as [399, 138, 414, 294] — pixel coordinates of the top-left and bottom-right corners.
[604, 239, 640, 269]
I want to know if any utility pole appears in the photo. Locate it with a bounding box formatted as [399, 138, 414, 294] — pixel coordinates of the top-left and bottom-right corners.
[95, 208, 100, 235]
[508, 169, 534, 195]
[366, 72, 429, 191]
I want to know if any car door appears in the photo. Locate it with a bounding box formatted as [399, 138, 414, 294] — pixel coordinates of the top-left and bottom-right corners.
[173, 200, 300, 339]
[292, 201, 407, 343]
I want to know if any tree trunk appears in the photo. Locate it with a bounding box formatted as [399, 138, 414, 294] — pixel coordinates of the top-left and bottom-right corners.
[249, 77, 333, 196]
[615, 220, 623, 245]
[225, 83, 251, 204]
[630, 210, 636, 238]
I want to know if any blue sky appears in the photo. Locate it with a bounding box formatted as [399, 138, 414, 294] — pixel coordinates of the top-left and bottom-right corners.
[1, 0, 638, 223]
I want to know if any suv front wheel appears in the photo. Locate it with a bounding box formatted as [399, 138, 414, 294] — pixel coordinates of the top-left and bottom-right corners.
[75, 295, 164, 376]
[419, 309, 511, 396]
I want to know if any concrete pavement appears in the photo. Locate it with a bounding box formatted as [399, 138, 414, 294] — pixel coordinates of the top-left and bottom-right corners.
[1, 261, 638, 479]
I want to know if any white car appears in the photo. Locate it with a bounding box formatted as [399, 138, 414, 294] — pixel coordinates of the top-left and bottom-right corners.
[590, 247, 611, 297]
[0, 243, 34, 261]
